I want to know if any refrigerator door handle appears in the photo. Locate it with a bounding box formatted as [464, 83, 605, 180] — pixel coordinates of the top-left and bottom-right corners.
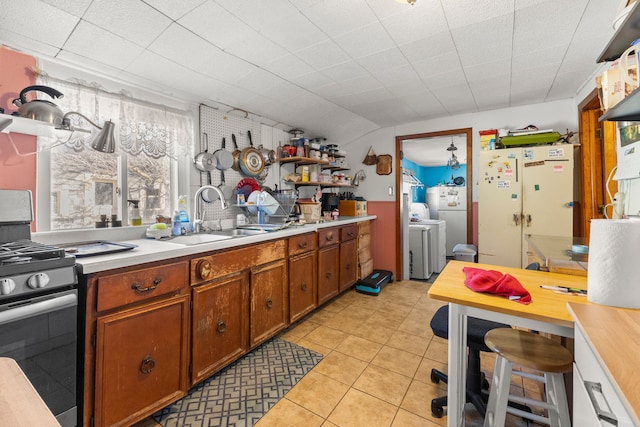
[525, 214, 532, 227]
[513, 213, 520, 226]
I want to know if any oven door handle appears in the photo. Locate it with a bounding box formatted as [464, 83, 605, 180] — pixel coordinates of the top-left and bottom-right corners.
[0, 292, 77, 325]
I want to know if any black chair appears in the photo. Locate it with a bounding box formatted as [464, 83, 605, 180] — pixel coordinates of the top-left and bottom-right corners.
[429, 305, 511, 418]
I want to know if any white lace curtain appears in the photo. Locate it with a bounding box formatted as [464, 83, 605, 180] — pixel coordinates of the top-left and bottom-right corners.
[36, 76, 193, 158]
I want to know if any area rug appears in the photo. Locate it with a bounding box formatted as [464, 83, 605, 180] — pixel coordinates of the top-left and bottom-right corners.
[152, 338, 323, 427]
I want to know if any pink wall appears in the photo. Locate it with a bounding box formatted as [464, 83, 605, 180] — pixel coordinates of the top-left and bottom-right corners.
[367, 201, 397, 277]
[0, 46, 37, 230]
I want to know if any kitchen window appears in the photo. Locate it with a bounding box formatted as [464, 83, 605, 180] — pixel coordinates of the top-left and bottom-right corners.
[35, 77, 193, 231]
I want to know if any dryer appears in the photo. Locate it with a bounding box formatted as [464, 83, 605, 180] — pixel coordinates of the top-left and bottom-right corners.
[411, 219, 446, 273]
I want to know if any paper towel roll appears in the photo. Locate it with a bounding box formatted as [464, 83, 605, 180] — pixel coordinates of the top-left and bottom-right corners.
[588, 219, 640, 308]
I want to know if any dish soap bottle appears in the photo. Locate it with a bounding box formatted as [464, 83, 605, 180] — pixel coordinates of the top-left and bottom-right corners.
[127, 199, 142, 226]
[178, 195, 191, 233]
[172, 210, 182, 236]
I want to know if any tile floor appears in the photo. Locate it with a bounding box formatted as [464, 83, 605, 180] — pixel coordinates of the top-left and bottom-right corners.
[135, 277, 545, 427]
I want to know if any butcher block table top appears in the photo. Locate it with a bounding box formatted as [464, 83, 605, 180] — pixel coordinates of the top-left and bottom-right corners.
[0, 357, 60, 426]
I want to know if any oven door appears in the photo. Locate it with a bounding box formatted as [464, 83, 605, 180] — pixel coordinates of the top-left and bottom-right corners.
[0, 289, 77, 427]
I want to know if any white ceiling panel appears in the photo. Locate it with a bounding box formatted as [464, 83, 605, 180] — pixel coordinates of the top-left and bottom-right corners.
[0, 0, 620, 142]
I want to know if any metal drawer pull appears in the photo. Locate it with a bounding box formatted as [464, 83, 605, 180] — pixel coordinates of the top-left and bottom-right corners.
[301, 281, 307, 291]
[131, 278, 161, 293]
[585, 381, 618, 426]
[325, 234, 334, 241]
[325, 272, 332, 279]
[298, 242, 308, 249]
[346, 263, 351, 270]
[139, 356, 155, 374]
[217, 320, 226, 334]
[266, 298, 273, 309]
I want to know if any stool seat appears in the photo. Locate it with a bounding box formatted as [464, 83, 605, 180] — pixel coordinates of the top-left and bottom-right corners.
[484, 328, 573, 373]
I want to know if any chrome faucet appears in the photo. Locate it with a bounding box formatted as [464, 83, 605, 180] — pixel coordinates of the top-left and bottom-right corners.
[193, 185, 228, 233]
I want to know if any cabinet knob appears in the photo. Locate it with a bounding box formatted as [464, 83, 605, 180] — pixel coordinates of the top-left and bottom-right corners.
[325, 272, 332, 279]
[131, 278, 161, 293]
[197, 259, 212, 279]
[347, 231, 354, 237]
[301, 281, 307, 291]
[325, 233, 334, 242]
[217, 320, 227, 334]
[266, 298, 273, 309]
[298, 241, 308, 249]
[139, 356, 156, 374]
[346, 263, 351, 271]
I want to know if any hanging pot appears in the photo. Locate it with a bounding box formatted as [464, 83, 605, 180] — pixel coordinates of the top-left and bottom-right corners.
[231, 133, 241, 171]
[194, 133, 216, 172]
[258, 144, 276, 166]
[214, 136, 234, 170]
[12, 85, 64, 125]
[238, 130, 265, 177]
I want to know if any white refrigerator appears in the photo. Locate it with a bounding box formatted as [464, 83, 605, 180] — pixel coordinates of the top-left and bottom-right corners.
[433, 186, 467, 257]
[478, 145, 574, 268]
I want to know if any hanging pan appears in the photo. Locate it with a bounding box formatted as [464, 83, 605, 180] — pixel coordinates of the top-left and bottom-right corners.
[238, 130, 265, 177]
[215, 136, 234, 170]
[231, 133, 241, 171]
[194, 133, 216, 172]
[218, 170, 234, 202]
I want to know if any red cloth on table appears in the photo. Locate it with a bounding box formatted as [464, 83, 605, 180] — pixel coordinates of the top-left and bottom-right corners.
[462, 267, 531, 304]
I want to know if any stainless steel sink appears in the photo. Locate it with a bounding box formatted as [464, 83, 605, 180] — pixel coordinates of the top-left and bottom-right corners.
[169, 233, 234, 245]
[211, 228, 268, 237]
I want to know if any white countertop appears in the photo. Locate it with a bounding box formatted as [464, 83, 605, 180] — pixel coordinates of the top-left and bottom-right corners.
[35, 216, 375, 275]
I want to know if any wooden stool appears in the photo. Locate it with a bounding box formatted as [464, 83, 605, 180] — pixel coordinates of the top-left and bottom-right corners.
[483, 328, 573, 427]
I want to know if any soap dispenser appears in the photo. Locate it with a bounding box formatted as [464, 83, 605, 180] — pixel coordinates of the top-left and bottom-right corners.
[128, 199, 142, 226]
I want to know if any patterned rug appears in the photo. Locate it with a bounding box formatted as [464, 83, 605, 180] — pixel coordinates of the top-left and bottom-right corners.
[152, 338, 323, 427]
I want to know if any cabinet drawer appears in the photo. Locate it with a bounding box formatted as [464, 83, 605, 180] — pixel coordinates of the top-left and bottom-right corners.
[341, 224, 357, 241]
[318, 227, 339, 248]
[97, 261, 188, 312]
[191, 240, 286, 284]
[288, 232, 316, 256]
[358, 220, 371, 237]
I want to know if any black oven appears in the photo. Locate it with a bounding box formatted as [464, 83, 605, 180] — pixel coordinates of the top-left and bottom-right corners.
[0, 189, 78, 426]
[0, 288, 78, 426]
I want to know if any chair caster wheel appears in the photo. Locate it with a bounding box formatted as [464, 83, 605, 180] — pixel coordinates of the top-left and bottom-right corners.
[431, 403, 444, 418]
[430, 370, 440, 384]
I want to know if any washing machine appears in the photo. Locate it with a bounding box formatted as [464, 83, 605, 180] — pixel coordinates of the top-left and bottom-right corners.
[412, 219, 446, 273]
[409, 225, 431, 279]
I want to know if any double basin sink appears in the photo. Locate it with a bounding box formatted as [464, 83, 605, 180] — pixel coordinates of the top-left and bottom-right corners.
[169, 228, 269, 246]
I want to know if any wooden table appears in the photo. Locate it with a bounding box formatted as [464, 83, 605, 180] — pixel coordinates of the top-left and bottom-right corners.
[0, 358, 60, 426]
[428, 260, 588, 427]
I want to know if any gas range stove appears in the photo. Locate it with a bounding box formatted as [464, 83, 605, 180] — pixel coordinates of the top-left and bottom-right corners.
[0, 190, 77, 303]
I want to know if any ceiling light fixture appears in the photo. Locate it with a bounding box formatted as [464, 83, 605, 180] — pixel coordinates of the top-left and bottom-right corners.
[446, 139, 460, 170]
[57, 112, 116, 153]
[395, 0, 417, 4]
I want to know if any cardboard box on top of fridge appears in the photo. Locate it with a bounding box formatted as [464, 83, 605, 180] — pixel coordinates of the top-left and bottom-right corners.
[597, 58, 638, 111]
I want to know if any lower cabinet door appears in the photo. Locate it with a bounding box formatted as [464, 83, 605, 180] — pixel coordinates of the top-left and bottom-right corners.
[318, 245, 339, 305]
[250, 259, 288, 347]
[94, 294, 190, 427]
[339, 239, 357, 292]
[191, 272, 249, 385]
[289, 251, 317, 323]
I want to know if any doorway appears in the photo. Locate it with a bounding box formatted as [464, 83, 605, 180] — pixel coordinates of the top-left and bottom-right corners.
[395, 128, 473, 279]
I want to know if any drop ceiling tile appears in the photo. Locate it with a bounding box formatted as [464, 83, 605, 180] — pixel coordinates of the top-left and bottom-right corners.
[213, 0, 299, 33]
[399, 31, 456, 63]
[179, 1, 249, 50]
[224, 30, 290, 65]
[463, 59, 511, 83]
[386, 79, 429, 97]
[413, 52, 463, 80]
[233, 68, 286, 95]
[337, 85, 391, 103]
[262, 54, 316, 80]
[512, 48, 563, 73]
[142, 0, 207, 20]
[441, 0, 514, 29]
[295, 39, 350, 70]
[63, 21, 143, 70]
[125, 49, 190, 86]
[41, 0, 92, 17]
[0, 0, 78, 48]
[380, 1, 448, 46]
[0, 30, 62, 58]
[356, 48, 410, 75]
[430, 84, 477, 114]
[372, 64, 422, 87]
[312, 82, 351, 99]
[401, 91, 448, 117]
[289, 71, 334, 90]
[451, 14, 514, 67]
[83, 1, 171, 48]
[333, 22, 397, 59]
[364, 0, 416, 20]
[321, 60, 370, 82]
[56, 49, 127, 80]
[300, 0, 378, 38]
[258, 13, 328, 53]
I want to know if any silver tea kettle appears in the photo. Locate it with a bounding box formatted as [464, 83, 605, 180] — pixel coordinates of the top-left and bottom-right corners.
[12, 85, 65, 125]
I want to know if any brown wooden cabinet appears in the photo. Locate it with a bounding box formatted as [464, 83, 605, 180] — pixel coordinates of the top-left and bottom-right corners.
[250, 258, 288, 347]
[317, 227, 340, 304]
[90, 261, 190, 427]
[358, 221, 373, 279]
[339, 224, 358, 292]
[191, 271, 249, 385]
[288, 233, 317, 323]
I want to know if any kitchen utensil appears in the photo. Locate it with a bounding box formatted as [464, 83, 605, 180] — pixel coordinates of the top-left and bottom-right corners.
[231, 133, 241, 171]
[12, 85, 64, 125]
[200, 163, 219, 203]
[236, 177, 260, 200]
[453, 176, 465, 186]
[238, 131, 265, 177]
[194, 133, 216, 172]
[376, 154, 392, 175]
[218, 170, 233, 201]
[258, 144, 276, 166]
[215, 137, 234, 170]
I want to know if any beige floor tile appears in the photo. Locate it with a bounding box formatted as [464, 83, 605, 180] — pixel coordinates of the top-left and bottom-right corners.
[400, 379, 444, 420]
[377, 300, 414, 317]
[397, 315, 433, 338]
[285, 371, 350, 418]
[424, 339, 449, 365]
[255, 398, 324, 427]
[352, 364, 412, 406]
[334, 335, 383, 362]
[313, 351, 368, 385]
[282, 319, 321, 339]
[367, 310, 407, 330]
[304, 325, 350, 349]
[353, 320, 395, 344]
[327, 388, 397, 427]
[386, 330, 430, 356]
[392, 409, 442, 427]
[371, 345, 422, 378]
[415, 357, 447, 388]
[295, 337, 334, 357]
